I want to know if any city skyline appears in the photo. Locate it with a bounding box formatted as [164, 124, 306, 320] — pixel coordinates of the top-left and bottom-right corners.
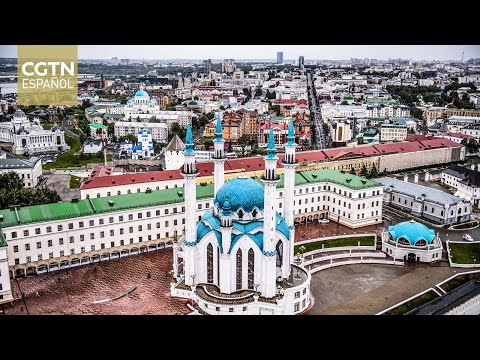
[0, 45, 479, 61]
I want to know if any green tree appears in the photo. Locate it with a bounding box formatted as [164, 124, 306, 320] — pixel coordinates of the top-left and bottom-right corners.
[0, 172, 24, 191]
[204, 138, 213, 149]
[254, 87, 262, 97]
[194, 95, 199, 100]
[462, 138, 480, 154]
[368, 164, 378, 179]
[349, 167, 357, 175]
[168, 122, 187, 142]
[360, 164, 369, 177]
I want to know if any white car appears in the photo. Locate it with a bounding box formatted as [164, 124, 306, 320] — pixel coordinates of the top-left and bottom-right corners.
[318, 219, 329, 224]
[463, 234, 474, 242]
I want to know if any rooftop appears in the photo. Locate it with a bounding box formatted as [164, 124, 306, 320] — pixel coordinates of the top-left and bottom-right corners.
[443, 164, 480, 188]
[377, 177, 466, 206]
[1, 169, 380, 230]
[407, 280, 480, 315]
[0, 157, 40, 170]
[0, 183, 214, 229]
[165, 134, 185, 152]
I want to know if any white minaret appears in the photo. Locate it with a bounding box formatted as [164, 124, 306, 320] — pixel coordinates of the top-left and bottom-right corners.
[181, 124, 198, 287]
[261, 128, 280, 298]
[282, 120, 297, 272]
[213, 116, 226, 197]
[219, 197, 233, 293]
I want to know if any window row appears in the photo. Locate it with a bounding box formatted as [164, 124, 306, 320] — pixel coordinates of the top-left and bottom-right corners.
[9, 209, 192, 239]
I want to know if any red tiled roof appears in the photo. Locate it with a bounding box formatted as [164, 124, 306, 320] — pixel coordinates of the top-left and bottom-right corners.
[417, 138, 463, 149]
[80, 169, 183, 189]
[406, 134, 433, 142]
[81, 139, 464, 190]
[436, 132, 474, 139]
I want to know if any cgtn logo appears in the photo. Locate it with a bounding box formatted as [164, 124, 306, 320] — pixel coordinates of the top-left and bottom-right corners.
[18, 45, 78, 106]
[21, 61, 75, 89]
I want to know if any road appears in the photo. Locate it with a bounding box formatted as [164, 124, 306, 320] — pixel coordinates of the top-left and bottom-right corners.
[307, 72, 326, 150]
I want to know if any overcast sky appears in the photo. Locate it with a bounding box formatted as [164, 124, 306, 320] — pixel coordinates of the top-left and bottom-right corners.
[1, 45, 479, 60]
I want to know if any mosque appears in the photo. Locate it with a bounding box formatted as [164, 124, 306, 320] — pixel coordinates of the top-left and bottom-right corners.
[171, 120, 311, 315]
[381, 219, 443, 263]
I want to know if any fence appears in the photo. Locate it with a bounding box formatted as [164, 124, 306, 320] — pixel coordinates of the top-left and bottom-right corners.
[446, 240, 480, 268]
[310, 258, 403, 274]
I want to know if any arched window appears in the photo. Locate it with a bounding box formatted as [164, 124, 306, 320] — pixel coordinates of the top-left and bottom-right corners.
[248, 248, 254, 290]
[207, 243, 214, 283]
[238, 209, 244, 219]
[276, 240, 283, 268]
[236, 249, 242, 290]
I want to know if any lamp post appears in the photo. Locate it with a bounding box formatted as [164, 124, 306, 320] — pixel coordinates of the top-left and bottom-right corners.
[191, 274, 196, 288]
[299, 245, 306, 258]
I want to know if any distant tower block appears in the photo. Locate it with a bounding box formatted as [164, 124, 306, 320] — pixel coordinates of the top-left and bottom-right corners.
[424, 171, 431, 182]
[403, 175, 408, 182]
[414, 173, 419, 183]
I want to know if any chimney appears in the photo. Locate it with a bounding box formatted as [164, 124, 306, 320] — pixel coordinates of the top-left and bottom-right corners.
[403, 175, 408, 182]
[414, 173, 419, 183]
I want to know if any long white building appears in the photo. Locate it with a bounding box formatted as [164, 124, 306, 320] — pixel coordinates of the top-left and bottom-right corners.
[377, 177, 472, 225]
[114, 121, 168, 143]
[0, 159, 383, 305]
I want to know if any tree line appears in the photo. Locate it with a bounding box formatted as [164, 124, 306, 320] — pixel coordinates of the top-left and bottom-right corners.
[0, 172, 60, 210]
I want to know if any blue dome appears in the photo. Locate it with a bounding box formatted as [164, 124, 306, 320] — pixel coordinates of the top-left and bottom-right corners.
[135, 90, 148, 97]
[388, 220, 436, 246]
[214, 177, 264, 213]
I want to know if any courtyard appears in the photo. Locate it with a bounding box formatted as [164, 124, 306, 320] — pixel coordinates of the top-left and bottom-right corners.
[4, 249, 190, 315]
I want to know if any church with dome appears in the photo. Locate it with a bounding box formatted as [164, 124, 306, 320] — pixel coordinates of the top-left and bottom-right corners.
[124, 85, 160, 119]
[381, 219, 443, 263]
[171, 120, 311, 315]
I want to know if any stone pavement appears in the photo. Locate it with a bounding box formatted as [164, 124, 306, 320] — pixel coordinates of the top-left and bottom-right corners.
[317, 265, 470, 315]
[294, 221, 382, 243]
[5, 249, 190, 315]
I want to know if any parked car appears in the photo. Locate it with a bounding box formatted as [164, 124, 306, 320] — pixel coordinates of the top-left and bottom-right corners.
[463, 234, 474, 242]
[318, 219, 329, 224]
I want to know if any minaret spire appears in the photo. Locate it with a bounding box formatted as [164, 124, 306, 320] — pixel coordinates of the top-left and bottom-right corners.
[282, 119, 297, 276]
[261, 127, 280, 298]
[213, 115, 226, 196]
[180, 124, 198, 287]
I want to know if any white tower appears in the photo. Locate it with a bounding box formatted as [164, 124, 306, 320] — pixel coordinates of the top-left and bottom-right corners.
[282, 120, 297, 267]
[181, 124, 198, 287]
[261, 128, 280, 298]
[219, 197, 233, 293]
[213, 116, 226, 197]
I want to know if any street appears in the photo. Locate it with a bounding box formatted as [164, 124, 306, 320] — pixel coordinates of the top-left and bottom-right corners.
[307, 72, 326, 149]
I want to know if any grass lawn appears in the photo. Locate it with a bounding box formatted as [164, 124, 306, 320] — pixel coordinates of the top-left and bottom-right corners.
[384, 290, 439, 315]
[448, 242, 480, 264]
[440, 272, 480, 293]
[450, 221, 479, 230]
[69, 128, 82, 136]
[294, 236, 375, 254]
[44, 135, 111, 170]
[69, 175, 82, 189]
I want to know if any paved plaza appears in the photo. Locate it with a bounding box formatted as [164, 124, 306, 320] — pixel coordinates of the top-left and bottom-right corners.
[4, 249, 190, 315]
[309, 263, 470, 315]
